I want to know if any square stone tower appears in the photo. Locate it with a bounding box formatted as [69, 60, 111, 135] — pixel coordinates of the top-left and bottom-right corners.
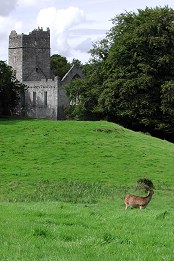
[8, 27, 51, 82]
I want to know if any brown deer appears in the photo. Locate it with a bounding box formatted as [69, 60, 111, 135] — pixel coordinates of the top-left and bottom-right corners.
[124, 189, 154, 209]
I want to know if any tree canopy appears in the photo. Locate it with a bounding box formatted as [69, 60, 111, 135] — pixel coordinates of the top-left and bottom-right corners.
[65, 6, 174, 140]
[0, 61, 24, 117]
[50, 54, 71, 79]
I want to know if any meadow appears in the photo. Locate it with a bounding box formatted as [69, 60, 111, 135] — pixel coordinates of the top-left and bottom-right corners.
[0, 119, 174, 260]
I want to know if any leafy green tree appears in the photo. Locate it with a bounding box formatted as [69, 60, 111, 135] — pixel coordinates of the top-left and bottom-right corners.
[50, 54, 71, 79]
[68, 6, 174, 137]
[65, 61, 105, 120]
[99, 6, 174, 130]
[71, 58, 83, 68]
[0, 60, 24, 116]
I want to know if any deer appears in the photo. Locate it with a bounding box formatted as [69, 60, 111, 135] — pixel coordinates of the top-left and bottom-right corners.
[124, 188, 154, 210]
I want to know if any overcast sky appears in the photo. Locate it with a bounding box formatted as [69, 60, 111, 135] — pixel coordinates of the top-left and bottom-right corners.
[1, 0, 174, 64]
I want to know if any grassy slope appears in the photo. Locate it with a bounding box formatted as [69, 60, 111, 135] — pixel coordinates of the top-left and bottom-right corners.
[0, 119, 174, 260]
[1, 119, 174, 194]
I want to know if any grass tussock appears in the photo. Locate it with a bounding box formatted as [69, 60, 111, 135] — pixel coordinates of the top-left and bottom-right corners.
[1, 180, 122, 204]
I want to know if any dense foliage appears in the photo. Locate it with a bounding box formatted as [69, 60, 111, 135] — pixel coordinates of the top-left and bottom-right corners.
[50, 54, 71, 79]
[0, 60, 24, 116]
[66, 6, 174, 140]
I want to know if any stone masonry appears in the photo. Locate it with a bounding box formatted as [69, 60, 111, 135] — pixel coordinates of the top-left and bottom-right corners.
[8, 28, 83, 119]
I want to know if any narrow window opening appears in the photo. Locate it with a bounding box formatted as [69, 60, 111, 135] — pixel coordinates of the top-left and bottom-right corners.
[33, 91, 36, 106]
[44, 91, 47, 106]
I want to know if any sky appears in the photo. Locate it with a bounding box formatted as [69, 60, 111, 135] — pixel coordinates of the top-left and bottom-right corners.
[1, 0, 174, 64]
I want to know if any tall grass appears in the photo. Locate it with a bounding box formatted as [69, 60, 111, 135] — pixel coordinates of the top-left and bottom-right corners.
[0, 119, 174, 260]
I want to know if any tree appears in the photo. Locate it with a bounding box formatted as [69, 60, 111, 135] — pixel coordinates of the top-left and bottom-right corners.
[65, 61, 106, 120]
[99, 6, 174, 131]
[0, 60, 24, 116]
[71, 58, 83, 68]
[50, 54, 71, 79]
[67, 6, 174, 139]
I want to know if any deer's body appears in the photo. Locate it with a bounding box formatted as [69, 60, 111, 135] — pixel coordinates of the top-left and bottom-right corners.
[124, 189, 154, 209]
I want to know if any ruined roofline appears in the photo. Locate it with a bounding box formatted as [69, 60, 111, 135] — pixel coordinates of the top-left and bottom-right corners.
[61, 65, 75, 81]
[61, 65, 84, 82]
[9, 27, 50, 37]
[29, 27, 50, 34]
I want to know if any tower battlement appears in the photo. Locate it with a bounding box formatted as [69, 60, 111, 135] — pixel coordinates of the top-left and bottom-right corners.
[24, 28, 50, 48]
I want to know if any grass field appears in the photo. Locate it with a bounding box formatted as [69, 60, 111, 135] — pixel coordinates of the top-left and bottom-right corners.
[0, 119, 174, 260]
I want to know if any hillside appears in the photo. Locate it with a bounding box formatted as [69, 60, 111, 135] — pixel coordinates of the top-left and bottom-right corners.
[0, 119, 174, 202]
[1, 119, 174, 260]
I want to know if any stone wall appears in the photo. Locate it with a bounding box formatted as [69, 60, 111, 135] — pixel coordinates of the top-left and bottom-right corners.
[9, 30, 23, 81]
[24, 77, 58, 119]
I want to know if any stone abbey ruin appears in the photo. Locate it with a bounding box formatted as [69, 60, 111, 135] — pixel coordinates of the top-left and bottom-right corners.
[8, 28, 83, 119]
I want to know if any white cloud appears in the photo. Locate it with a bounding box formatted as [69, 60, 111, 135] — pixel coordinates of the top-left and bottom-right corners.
[36, 7, 57, 29]
[37, 6, 86, 57]
[0, 14, 29, 61]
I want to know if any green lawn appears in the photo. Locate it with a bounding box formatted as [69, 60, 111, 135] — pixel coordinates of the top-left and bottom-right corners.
[0, 119, 174, 260]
